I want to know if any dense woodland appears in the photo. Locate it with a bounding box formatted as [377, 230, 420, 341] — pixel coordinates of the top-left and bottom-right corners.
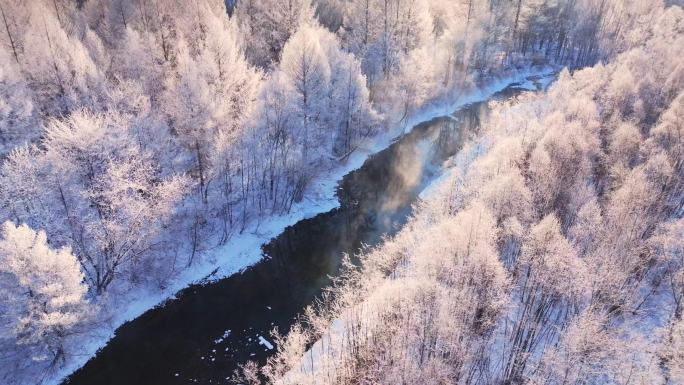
[251, 3, 684, 385]
[0, 0, 681, 384]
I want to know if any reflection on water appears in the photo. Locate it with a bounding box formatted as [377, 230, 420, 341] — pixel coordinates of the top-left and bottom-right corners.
[64, 82, 539, 385]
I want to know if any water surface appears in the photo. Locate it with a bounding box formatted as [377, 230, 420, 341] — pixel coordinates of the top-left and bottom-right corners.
[64, 76, 548, 385]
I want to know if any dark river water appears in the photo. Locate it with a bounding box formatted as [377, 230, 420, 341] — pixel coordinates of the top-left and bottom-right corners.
[63, 75, 550, 385]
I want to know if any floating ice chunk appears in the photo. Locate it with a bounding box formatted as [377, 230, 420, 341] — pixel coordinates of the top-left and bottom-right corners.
[174, 373, 179, 377]
[258, 335, 274, 350]
[215, 330, 231, 343]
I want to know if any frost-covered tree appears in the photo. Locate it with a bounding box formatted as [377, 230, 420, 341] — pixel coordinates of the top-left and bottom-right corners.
[20, 1, 104, 115]
[0, 0, 29, 66]
[653, 219, 684, 319]
[233, 0, 314, 67]
[165, 11, 260, 204]
[280, 23, 332, 165]
[341, 0, 433, 83]
[0, 0, 680, 383]
[533, 310, 662, 385]
[260, 6, 684, 384]
[43, 111, 188, 292]
[0, 111, 188, 294]
[663, 316, 684, 384]
[327, 50, 375, 155]
[0, 46, 37, 156]
[501, 214, 588, 383]
[0, 222, 89, 382]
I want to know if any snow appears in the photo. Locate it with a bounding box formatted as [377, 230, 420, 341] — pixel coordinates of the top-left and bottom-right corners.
[48, 66, 558, 385]
[258, 335, 274, 350]
[278, 68, 561, 382]
[398, 66, 556, 136]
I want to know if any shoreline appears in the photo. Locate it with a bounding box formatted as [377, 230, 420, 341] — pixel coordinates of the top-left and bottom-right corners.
[51, 65, 557, 385]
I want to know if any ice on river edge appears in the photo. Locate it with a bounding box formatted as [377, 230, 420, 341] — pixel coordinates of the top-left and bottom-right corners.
[49, 66, 558, 385]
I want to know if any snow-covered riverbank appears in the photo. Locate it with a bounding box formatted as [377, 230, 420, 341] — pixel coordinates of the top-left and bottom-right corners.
[275, 70, 559, 383]
[50, 66, 556, 385]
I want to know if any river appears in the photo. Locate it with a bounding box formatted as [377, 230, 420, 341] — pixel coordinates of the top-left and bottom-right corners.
[63, 74, 551, 385]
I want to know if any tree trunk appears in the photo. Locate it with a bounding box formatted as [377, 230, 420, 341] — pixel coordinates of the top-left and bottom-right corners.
[0, 3, 19, 64]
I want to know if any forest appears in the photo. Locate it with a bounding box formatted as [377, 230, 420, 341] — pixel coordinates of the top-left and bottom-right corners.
[0, 0, 682, 384]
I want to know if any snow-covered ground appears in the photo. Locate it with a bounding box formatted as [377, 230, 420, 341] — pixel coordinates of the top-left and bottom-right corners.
[278, 70, 559, 382]
[49, 66, 557, 385]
